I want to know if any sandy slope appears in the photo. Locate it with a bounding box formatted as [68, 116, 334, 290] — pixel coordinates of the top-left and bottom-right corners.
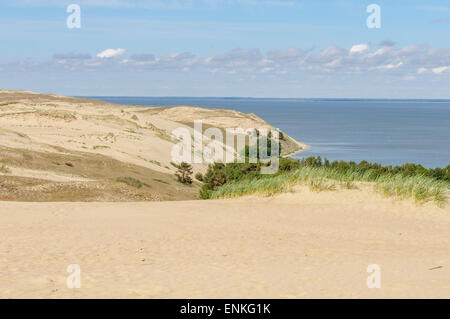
[0, 90, 304, 201]
[1, 187, 449, 298]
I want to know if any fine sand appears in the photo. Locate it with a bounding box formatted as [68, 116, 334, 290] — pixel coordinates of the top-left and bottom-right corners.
[1, 187, 449, 299]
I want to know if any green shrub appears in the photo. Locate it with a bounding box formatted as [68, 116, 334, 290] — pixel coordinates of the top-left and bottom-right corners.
[199, 157, 302, 198]
[195, 173, 204, 182]
[202, 157, 449, 206]
[176, 162, 193, 184]
[296, 156, 450, 182]
[116, 176, 143, 188]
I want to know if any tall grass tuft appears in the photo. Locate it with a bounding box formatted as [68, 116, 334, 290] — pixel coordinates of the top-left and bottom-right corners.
[0, 163, 11, 174]
[116, 176, 143, 189]
[374, 174, 448, 207]
[209, 167, 448, 206]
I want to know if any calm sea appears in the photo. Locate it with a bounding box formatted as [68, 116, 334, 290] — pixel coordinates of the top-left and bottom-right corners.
[83, 97, 450, 168]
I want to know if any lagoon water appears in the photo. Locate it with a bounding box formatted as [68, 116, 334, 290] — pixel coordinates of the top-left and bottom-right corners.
[85, 97, 450, 168]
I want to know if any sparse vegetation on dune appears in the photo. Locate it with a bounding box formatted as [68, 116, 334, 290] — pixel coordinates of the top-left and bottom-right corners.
[144, 122, 174, 142]
[82, 114, 138, 128]
[92, 145, 111, 150]
[202, 156, 449, 207]
[0, 163, 11, 174]
[35, 109, 77, 122]
[116, 176, 143, 189]
[175, 162, 193, 185]
[0, 145, 199, 201]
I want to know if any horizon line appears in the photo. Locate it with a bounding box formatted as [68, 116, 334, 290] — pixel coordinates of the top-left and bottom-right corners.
[77, 95, 450, 102]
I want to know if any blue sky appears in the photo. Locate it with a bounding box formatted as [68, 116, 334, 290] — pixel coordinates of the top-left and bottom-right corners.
[1, 0, 450, 98]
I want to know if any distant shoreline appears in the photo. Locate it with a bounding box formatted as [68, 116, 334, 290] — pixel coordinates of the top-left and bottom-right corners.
[80, 96, 450, 103]
[82, 96, 450, 168]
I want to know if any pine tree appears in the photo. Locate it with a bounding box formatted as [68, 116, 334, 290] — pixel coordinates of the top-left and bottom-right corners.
[176, 162, 193, 184]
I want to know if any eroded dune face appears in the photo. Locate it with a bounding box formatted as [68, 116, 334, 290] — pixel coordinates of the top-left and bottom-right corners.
[0, 90, 303, 201]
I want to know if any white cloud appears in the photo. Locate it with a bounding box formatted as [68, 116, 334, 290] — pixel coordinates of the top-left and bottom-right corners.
[266, 48, 305, 64]
[350, 44, 370, 54]
[205, 48, 262, 68]
[370, 47, 392, 57]
[324, 58, 342, 68]
[5, 44, 450, 81]
[432, 66, 450, 74]
[96, 48, 126, 59]
[379, 40, 396, 47]
[417, 67, 428, 74]
[376, 62, 403, 70]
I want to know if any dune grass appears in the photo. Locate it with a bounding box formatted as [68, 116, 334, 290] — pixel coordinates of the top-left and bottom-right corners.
[0, 163, 11, 174]
[35, 109, 77, 121]
[209, 167, 448, 207]
[116, 176, 143, 189]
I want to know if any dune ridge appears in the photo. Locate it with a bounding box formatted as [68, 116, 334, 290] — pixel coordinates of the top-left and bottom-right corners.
[0, 90, 303, 201]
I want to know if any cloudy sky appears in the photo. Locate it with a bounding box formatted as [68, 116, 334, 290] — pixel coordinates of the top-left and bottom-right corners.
[1, 0, 450, 98]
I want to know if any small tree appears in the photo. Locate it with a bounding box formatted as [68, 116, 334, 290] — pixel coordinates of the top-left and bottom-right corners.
[195, 172, 204, 182]
[176, 162, 193, 184]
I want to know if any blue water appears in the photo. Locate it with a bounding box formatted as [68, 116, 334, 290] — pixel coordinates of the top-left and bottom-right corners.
[83, 97, 450, 168]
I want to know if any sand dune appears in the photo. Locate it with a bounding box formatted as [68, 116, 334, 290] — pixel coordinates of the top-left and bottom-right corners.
[0, 90, 303, 201]
[1, 90, 448, 299]
[1, 188, 448, 298]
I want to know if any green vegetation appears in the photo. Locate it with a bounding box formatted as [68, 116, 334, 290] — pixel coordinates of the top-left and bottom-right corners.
[297, 156, 450, 182]
[195, 172, 204, 182]
[35, 109, 77, 121]
[137, 156, 161, 167]
[0, 163, 11, 174]
[175, 162, 193, 184]
[93, 145, 110, 150]
[144, 122, 173, 142]
[124, 128, 140, 134]
[150, 160, 161, 167]
[242, 129, 281, 161]
[200, 156, 449, 207]
[116, 176, 143, 188]
[83, 114, 138, 128]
